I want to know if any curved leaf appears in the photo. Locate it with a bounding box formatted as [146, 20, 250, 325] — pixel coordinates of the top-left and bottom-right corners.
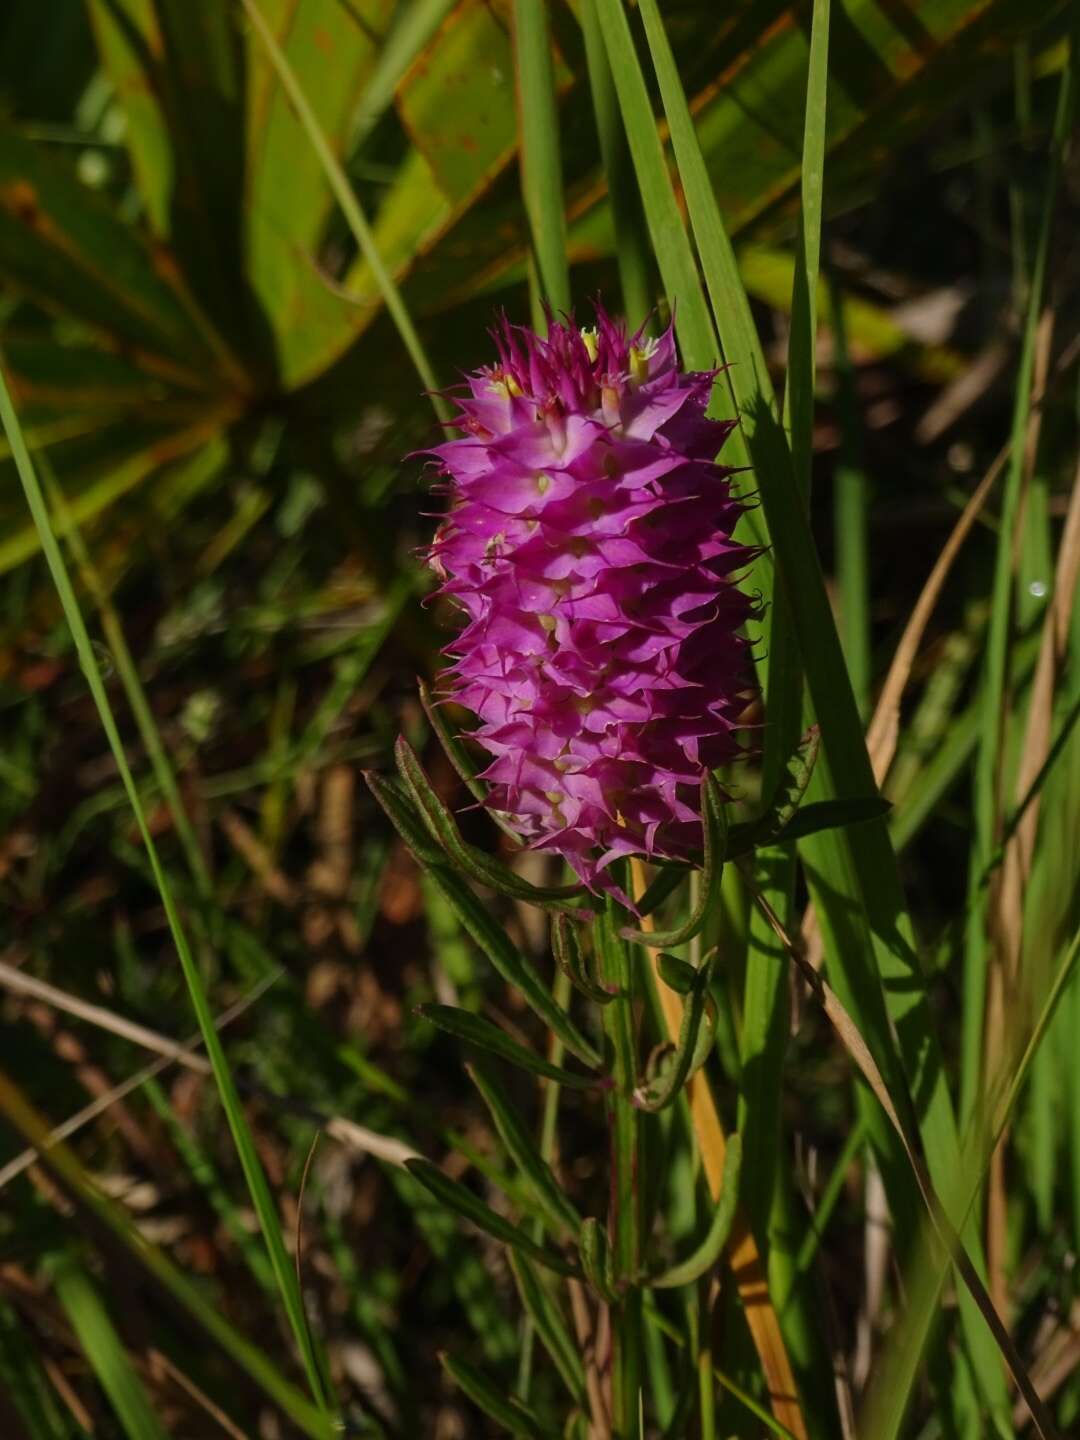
[650, 1135, 741, 1288]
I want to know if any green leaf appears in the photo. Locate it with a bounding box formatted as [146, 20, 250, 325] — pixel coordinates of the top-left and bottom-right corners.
[467, 1059, 583, 1238]
[0, 423, 225, 578]
[419, 679, 524, 841]
[405, 1158, 579, 1277]
[580, 0, 651, 325]
[773, 796, 892, 845]
[656, 952, 696, 997]
[591, 0, 717, 373]
[84, 0, 173, 233]
[552, 911, 614, 1005]
[651, 1134, 741, 1288]
[441, 1352, 558, 1440]
[51, 1255, 170, 1440]
[418, 1003, 598, 1090]
[0, 1293, 81, 1438]
[365, 768, 602, 1067]
[635, 951, 717, 1113]
[508, 1252, 588, 1407]
[242, 0, 396, 387]
[239, 0, 447, 414]
[394, 736, 587, 907]
[0, 355, 335, 1425]
[364, 769, 446, 865]
[621, 776, 725, 947]
[578, 1215, 619, 1303]
[513, 0, 571, 320]
[426, 866, 603, 1070]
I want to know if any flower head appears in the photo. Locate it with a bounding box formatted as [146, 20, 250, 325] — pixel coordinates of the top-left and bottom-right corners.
[424, 305, 755, 893]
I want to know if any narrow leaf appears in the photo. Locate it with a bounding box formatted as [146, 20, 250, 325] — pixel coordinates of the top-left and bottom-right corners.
[656, 952, 697, 996]
[508, 1252, 587, 1407]
[578, 1215, 619, 1303]
[394, 737, 587, 907]
[468, 1060, 582, 1239]
[405, 1158, 578, 1278]
[51, 1256, 171, 1440]
[512, 0, 571, 320]
[418, 1004, 598, 1090]
[441, 1352, 556, 1440]
[425, 867, 603, 1069]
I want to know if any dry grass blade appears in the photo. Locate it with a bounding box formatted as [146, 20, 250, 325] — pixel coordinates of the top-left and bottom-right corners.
[148, 1349, 249, 1440]
[864, 456, 1002, 782]
[867, 329, 1076, 785]
[0, 969, 282, 1191]
[629, 860, 808, 1439]
[0, 954, 417, 1172]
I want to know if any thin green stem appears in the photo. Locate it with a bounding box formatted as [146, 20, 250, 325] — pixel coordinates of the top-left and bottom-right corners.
[596, 897, 642, 1439]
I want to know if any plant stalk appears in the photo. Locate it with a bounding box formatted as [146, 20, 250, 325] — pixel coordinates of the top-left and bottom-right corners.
[596, 897, 643, 1438]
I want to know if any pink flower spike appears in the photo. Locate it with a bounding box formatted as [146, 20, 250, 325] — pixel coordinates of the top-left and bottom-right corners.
[422, 304, 756, 895]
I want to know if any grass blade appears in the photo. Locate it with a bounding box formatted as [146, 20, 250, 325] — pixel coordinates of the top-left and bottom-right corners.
[591, 0, 718, 376]
[0, 1072, 331, 1438]
[512, 0, 571, 322]
[50, 1255, 171, 1440]
[580, 0, 651, 325]
[441, 1353, 556, 1439]
[962, 46, 1076, 1124]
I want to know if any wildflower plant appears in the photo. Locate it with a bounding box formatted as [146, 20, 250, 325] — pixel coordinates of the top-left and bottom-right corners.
[365, 306, 880, 1437]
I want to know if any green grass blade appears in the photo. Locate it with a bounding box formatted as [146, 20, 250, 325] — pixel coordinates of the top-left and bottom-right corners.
[237, 0, 448, 423]
[590, 0, 718, 376]
[50, 1256, 170, 1440]
[512, 0, 571, 322]
[0, 356, 334, 1423]
[441, 1353, 556, 1440]
[508, 1252, 587, 1407]
[406, 1159, 578, 1277]
[782, 0, 830, 495]
[828, 267, 872, 712]
[345, 0, 458, 149]
[0, 1293, 82, 1438]
[580, 0, 651, 326]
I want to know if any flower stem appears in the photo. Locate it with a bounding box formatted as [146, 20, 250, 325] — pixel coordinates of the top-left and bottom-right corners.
[595, 896, 642, 1438]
